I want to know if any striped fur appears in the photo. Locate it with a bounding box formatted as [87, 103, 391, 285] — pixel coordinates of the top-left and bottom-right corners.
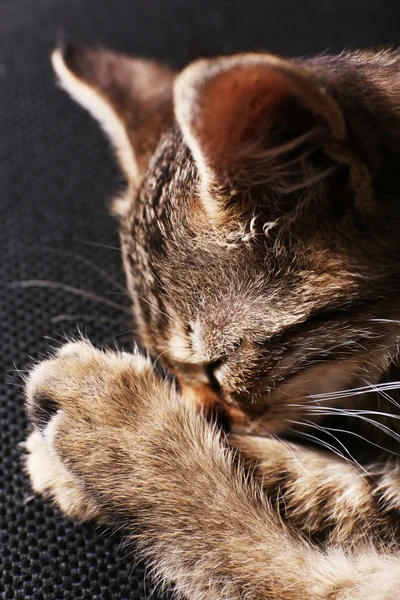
[24, 45, 400, 598]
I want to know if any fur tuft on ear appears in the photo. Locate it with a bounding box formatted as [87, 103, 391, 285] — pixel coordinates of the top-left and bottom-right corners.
[52, 44, 176, 183]
[174, 54, 347, 223]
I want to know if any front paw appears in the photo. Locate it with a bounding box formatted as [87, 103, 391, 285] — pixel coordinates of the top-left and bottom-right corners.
[24, 340, 155, 518]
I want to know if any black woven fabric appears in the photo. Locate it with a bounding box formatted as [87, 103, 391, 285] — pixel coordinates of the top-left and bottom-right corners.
[1, 1, 399, 598]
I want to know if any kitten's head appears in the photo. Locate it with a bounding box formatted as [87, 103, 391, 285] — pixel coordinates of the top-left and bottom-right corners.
[53, 44, 400, 434]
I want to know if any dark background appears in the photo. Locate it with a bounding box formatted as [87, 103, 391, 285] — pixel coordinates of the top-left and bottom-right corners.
[1, 1, 399, 598]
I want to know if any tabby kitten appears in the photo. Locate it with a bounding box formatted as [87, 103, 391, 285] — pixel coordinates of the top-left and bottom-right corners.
[25, 44, 400, 599]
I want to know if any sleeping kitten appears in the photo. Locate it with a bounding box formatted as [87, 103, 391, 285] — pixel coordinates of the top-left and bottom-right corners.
[25, 44, 400, 598]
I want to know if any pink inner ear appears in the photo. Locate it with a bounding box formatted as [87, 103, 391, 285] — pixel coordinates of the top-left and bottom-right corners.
[194, 65, 299, 167]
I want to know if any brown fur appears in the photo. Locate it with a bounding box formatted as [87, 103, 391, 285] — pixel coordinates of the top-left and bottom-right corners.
[25, 44, 400, 598]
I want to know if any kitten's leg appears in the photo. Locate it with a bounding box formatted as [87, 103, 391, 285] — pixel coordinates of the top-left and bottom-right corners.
[25, 341, 400, 600]
[230, 434, 400, 549]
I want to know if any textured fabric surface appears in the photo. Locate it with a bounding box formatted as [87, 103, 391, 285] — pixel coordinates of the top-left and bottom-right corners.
[1, 1, 399, 598]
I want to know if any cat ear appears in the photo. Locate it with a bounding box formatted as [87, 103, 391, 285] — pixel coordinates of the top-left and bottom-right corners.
[174, 54, 350, 223]
[52, 44, 176, 183]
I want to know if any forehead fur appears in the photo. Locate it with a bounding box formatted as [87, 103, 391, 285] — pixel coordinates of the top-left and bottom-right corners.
[118, 49, 400, 362]
[121, 129, 350, 355]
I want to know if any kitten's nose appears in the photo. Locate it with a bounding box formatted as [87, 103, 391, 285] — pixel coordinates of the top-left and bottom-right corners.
[174, 361, 222, 411]
[179, 380, 221, 411]
[179, 379, 249, 429]
[175, 362, 248, 428]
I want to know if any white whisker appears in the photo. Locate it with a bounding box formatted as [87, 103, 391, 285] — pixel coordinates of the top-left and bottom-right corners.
[295, 405, 400, 447]
[51, 313, 130, 325]
[287, 427, 366, 473]
[302, 419, 400, 458]
[287, 419, 368, 475]
[270, 433, 316, 480]
[308, 381, 400, 401]
[8, 280, 132, 314]
[38, 245, 126, 292]
[77, 239, 122, 253]
[300, 406, 400, 422]
[362, 378, 400, 410]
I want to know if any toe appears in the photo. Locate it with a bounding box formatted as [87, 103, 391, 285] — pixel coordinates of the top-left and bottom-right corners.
[28, 393, 59, 430]
[56, 340, 96, 359]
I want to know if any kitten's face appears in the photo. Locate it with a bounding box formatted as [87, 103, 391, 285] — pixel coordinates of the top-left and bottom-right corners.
[54, 45, 400, 435]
